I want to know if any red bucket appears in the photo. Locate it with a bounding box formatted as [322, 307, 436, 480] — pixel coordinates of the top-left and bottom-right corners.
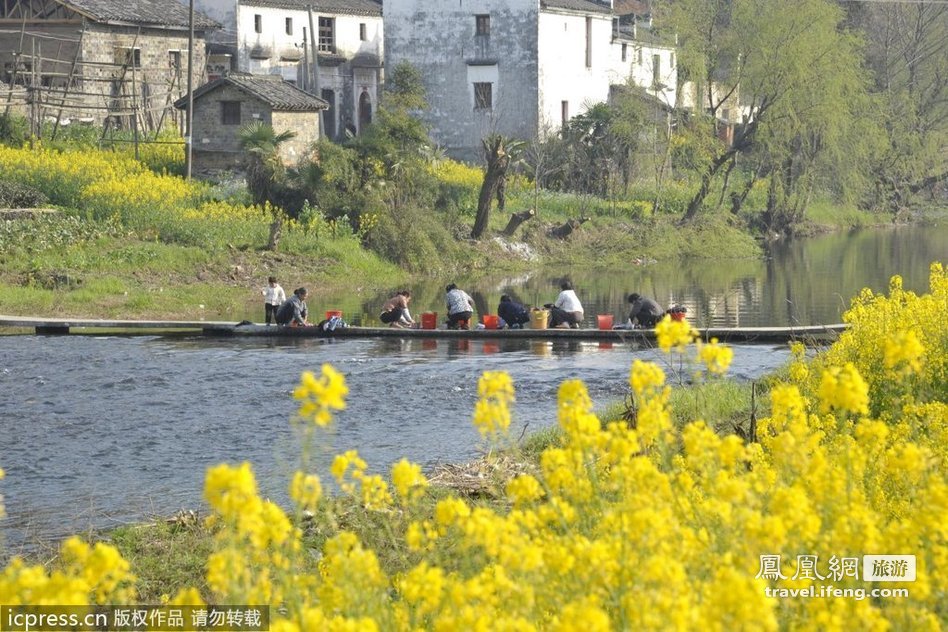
[325, 309, 343, 320]
[597, 314, 614, 330]
[482, 314, 499, 329]
[421, 312, 438, 329]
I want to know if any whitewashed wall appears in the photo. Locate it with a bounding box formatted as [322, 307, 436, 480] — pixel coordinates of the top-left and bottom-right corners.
[605, 39, 677, 108]
[385, 0, 539, 161]
[537, 8, 613, 132]
[236, 2, 383, 136]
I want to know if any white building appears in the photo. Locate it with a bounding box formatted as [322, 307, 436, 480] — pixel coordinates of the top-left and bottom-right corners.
[384, 0, 677, 160]
[236, 0, 383, 139]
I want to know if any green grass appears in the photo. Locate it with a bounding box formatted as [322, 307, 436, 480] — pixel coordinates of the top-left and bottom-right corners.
[109, 520, 215, 603]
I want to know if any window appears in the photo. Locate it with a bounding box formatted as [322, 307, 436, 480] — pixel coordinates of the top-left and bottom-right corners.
[474, 82, 492, 110]
[475, 14, 490, 36]
[653, 54, 661, 85]
[637, 49, 643, 65]
[221, 101, 241, 125]
[585, 17, 592, 68]
[670, 52, 675, 68]
[621, 43, 627, 62]
[115, 47, 141, 68]
[169, 50, 181, 71]
[285, 17, 293, 35]
[359, 22, 366, 41]
[561, 100, 569, 125]
[318, 17, 335, 52]
[254, 14, 262, 33]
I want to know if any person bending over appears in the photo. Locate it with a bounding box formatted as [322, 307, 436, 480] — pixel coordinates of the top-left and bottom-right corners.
[548, 281, 584, 328]
[276, 287, 310, 326]
[445, 283, 475, 330]
[380, 290, 415, 328]
[627, 293, 664, 328]
[497, 294, 531, 329]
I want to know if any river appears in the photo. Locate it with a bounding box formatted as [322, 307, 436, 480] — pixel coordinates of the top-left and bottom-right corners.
[0, 224, 945, 552]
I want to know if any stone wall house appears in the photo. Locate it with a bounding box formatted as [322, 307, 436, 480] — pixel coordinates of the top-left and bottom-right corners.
[0, 0, 218, 131]
[236, 0, 382, 141]
[174, 72, 327, 173]
[384, 0, 678, 161]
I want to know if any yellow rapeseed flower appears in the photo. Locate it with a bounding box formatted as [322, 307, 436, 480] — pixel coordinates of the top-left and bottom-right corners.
[698, 338, 734, 375]
[294, 364, 349, 427]
[884, 330, 925, 375]
[506, 474, 544, 506]
[289, 471, 323, 512]
[629, 360, 665, 397]
[391, 459, 428, 504]
[818, 363, 870, 416]
[472, 371, 515, 439]
[654, 314, 698, 353]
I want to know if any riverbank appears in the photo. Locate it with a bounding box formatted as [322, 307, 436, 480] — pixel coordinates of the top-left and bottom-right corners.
[0, 205, 877, 322]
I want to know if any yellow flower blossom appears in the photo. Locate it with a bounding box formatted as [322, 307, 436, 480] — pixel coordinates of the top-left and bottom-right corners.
[473, 371, 515, 439]
[654, 314, 698, 353]
[818, 363, 870, 416]
[884, 330, 924, 375]
[506, 474, 544, 506]
[391, 459, 428, 504]
[697, 338, 734, 375]
[289, 471, 322, 512]
[294, 364, 349, 427]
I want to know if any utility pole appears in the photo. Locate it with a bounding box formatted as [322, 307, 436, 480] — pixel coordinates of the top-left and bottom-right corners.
[185, 0, 195, 179]
[307, 7, 322, 136]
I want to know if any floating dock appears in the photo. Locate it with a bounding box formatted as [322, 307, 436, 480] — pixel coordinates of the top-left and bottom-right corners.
[0, 315, 848, 344]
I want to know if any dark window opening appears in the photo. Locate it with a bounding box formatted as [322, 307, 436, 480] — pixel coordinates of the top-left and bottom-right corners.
[475, 14, 490, 36]
[585, 17, 592, 68]
[254, 14, 262, 33]
[116, 47, 141, 68]
[359, 22, 366, 41]
[561, 100, 569, 125]
[621, 43, 627, 62]
[221, 101, 241, 125]
[318, 17, 335, 52]
[652, 54, 661, 86]
[474, 82, 492, 110]
[169, 50, 181, 71]
[322, 89, 336, 138]
[285, 17, 293, 35]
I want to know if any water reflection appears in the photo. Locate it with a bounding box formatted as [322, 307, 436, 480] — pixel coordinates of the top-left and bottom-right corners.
[306, 225, 945, 328]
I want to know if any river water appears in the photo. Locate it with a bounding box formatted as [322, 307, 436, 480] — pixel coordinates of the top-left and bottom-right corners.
[314, 224, 947, 329]
[0, 224, 945, 551]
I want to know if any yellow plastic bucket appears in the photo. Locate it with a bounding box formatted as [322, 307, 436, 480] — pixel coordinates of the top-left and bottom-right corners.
[530, 309, 549, 330]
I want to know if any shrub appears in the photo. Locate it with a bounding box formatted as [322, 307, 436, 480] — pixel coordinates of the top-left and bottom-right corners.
[0, 179, 48, 208]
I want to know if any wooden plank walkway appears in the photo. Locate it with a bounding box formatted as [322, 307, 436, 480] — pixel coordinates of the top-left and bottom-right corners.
[0, 315, 848, 344]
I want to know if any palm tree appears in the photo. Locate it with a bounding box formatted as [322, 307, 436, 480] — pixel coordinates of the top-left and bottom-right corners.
[238, 122, 297, 251]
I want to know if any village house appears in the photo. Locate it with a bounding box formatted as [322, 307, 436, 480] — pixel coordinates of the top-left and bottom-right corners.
[235, 0, 382, 140]
[174, 72, 327, 173]
[383, 0, 678, 161]
[0, 0, 218, 131]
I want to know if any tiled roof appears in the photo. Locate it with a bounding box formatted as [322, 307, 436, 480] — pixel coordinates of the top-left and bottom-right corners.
[175, 73, 329, 110]
[62, 0, 219, 29]
[238, 0, 382, 16]
[614, 0, 650, 17]
[541, 0, 613, 15]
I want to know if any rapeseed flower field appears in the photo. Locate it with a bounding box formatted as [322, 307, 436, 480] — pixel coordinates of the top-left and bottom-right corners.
[1, 264, 945, 630]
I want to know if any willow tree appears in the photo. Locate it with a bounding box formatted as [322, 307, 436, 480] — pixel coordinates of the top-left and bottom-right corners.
[471, 134, 523, 239]
[670, 0, 875, 226]
[239, 122, 297, 250]
[846, 2, 948, 212]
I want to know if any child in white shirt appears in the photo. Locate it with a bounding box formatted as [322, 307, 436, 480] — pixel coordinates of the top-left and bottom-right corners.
[262, 276, 286, 325]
